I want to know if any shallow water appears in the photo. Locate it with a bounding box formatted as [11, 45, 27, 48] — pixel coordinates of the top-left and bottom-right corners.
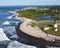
[0, 12, 23, 48]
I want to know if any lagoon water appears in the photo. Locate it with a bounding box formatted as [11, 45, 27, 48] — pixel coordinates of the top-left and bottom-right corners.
[35, 15, 53, 21]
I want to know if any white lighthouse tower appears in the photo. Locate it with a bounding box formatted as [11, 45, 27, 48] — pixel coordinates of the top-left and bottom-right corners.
[54, 19, 58, 31]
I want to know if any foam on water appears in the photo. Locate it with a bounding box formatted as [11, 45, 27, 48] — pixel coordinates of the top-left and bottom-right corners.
[7, 41, 36, 48]
[0, 11, 36, 48]
[0, 11, 21, 42]
[0, 28, 9, 41]
[7, 16, 13, 19]
[2, 21, 10, 25]
[7, 13, 16, 19]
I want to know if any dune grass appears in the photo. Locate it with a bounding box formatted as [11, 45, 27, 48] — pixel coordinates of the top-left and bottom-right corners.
[17, 9, 60, 20]
[31, 22, 60, 36]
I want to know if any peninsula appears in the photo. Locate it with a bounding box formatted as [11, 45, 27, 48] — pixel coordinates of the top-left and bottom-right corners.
[16, 6, 60, 42]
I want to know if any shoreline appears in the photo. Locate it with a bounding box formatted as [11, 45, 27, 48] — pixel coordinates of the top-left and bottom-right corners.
[12, 11, 60, 42]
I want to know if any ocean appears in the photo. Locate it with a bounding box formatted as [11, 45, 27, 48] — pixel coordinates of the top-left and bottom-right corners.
[0, 5, 60, 10]
[0, 6, 26, 10]
[0, 7, 37, 48]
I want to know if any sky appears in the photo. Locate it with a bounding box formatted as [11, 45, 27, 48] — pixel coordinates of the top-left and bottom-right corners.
[0, 0, 60, 6]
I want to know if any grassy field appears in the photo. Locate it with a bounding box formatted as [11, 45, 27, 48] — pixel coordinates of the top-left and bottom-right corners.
[17, 9, 60, 20]
[17, 9, 60, 36]
[31, 22, 60, 36]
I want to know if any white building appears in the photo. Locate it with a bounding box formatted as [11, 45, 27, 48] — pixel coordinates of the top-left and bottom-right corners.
[43, 26, 49, 30]
[54, 19, 58, 31]
[54, 24, 57, 28]
[54, 28, 58, 31]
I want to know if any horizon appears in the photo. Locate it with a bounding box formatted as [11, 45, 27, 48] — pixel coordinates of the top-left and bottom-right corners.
[0, 5, 60, 7]
[0, 0, 60, 6]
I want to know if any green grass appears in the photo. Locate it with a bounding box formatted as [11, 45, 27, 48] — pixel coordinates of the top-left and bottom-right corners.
[31, 22, 60, 36]
[17, 9, 60, 36]
[17, 9, 60, 20]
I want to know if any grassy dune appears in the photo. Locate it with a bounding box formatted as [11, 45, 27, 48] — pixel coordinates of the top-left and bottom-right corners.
[17, 9, 60, 20]
[31, 22, 60, 36]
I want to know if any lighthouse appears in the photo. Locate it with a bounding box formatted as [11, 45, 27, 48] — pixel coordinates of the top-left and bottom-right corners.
[54, 19, 58, 31]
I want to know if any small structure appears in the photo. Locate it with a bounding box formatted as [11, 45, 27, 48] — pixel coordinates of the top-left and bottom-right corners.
[43, 26, 49, 30]
[54, 28, 58, 31]
[54, 19, 58, 31]
[54, 23, 57, 28]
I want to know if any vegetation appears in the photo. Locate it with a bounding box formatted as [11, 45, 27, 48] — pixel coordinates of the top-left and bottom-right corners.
[31, 22, 60, 36]
[17, 7, 60, 36]
[17, 9, 60, 20]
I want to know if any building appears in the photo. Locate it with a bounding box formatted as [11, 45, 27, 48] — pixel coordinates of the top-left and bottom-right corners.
[43, 26, 49, 30]
[54, 19, 58, 31]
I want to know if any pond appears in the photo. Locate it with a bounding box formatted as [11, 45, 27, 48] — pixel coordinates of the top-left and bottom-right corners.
[35, 15, 54, 21]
